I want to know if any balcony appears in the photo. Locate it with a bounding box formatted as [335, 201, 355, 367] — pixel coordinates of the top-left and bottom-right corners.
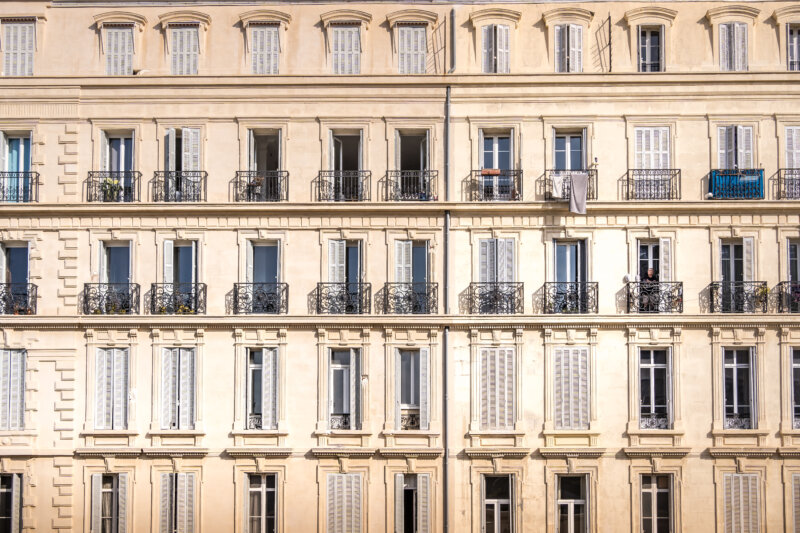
[709, 281, 768, 313]
[468, 282, 523, 314]
[316, 171, 371, 202]
[382, 283, 438, 314]
[724, 413, 752, 430]
[386, 170, 437, 201]
[778, 169, 800, 199]
[640, 413, 670, 430]
[400, 409, 420, 430]
[316, 282, 371, 314]
[470, 169, 522, 201]
[708, 169, 764, 200]
[626, 282, 683, 313]
[233, 282, 288, 314]
[234, 171, 288, 202]
[153, 171, 207, 202]
[777, 281, 800, 313]
[87, 171, 141, 202]
[83, 283, 140, 315]
[626, 169, 681, 200]
[0, 172, 38, 203]
[150, 283, 207, 314]
[330, 414, 352, 430]
[0, 284, 36, 315]
[543, 282, 599, 314]
[545, 169, 598, 201]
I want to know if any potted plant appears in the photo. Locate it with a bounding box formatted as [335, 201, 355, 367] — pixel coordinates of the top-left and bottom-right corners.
[101, 176, 122, 202]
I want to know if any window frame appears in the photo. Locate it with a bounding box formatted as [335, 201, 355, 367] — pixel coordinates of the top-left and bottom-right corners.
[640, 474, 673, 533]
[328, 348, 360, 430]
[722, 347, 756, 430]
[1, 20, 36, 77]
[93, 12, 146, 75]
[94, 347, 129, 431]
[556, 475, 588, 533]
[623, 7, 676, 73]
[705, 6, 759, 73]
[246, 473, 278, 533]
[639, 348, 673, 430]
[542, 8, 593, 74]
[386, 10, 438, 75]
[157, 11, 210, 76]
[481, 474, 514, 533]
[238, 10, 291, 76]
[468, 8, 520, 75]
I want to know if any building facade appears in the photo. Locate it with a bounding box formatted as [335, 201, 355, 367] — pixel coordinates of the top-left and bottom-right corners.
[1, 0, 800, 531]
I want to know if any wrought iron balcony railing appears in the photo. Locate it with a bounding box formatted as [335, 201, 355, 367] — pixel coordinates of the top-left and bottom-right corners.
[777, 281, 800, 313]
[316, 171, 371, 202]
[626, 282, 683, 313]
[708, 169, 764, 200]
[639, 413, 670, 430]
[470, 169, 522, 201]
[234, 170, 289, 202]
[626, 169, 681, 200]
[87, 171, 141, 202]
[247, 414, 263, 430]
[778, 169, 800, 199]
[83, 283, 140, 314]
[233, 282, 288, 314]
[543, 282, 599, 314]
[468, 282, 523, 314]
[329, 414, 352, 430]
[401, 409, 420, 430]
[316, 282, 371, 314]
[386, 170, 437, 201]
[150, 283, 207, 314]
[153, 171, 207, 202]
[724, 413, 752, 430]
[0, 283, 36, 315]
[0, 172, 38, 203]
[709, 281, 768, 313]
[383, 283, 438, 314]
[545, 169, 598, 201]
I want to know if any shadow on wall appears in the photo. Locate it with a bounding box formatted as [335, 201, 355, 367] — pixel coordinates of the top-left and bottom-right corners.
[593, 15, 611, 73]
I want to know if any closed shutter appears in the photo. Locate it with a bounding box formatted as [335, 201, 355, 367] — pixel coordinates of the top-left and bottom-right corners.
[95, 348, 112, 429]
[480, 348, 515, 430]
[106, 26, 133, 75]
[163, 239, 174, 284]
[178, 349, 195, 430]
[569, 24, 583, 72]
[118, 473, 128, 533]
[91, 473, 103, 533]
[394, 473, 404, 533]
[9, 474, 19, 533]
[8, 350, 23, 430]
[0, 132, 6, 174]
[161, 348, 177, 429]
[743, 236, 755, 282]
[165, 129, 176, 172]
[720, 23, 732, 70]
[332, 26, 360, 75]
[328, 240, 346, 283]
[251, 25, 279, 75]
[734, 22, 748, 71]
[177, 472, 195, 533]
[350, 350, 360, 430]
[655, 127, 670, 169]
[182, 128, 201, 172]
[419, 347, 430, 430]
[394, 350, 402, 428]
[98, 241, 109, 283]
[0, 350, 9, 429]
[417, 473, 431, 533]
[0, 244, 5, 285]
[793, 473, 800, 533]
[112, 349, 128, 430]
[245, 240, 254, 283]
[723, 473, 760, 533]
[634, 128, 644, 169]
[159, 473, 173, 533]
[482, 25, 494, 73]
[262, 348, 278, 430]
[497, 25, 510, 74]
[555, 25, 568, 72]
[266, 25, 280, 75]
[497, 238, 515, 283]
[554, 347, 590, 430]
[718, 126, 735, 169]
[398, 26, 410, 74]
[171, 26, 199, 75]
[636, 127, 670, 169]
[395, 240, 412, 283]
[787, 127, 800, 169]
[479, 239, 497, 283]
[659, 237, 672, 282]
[327, 473, 362, 533]
[3, 23, 35, 77]
[737, 125, 753, 169]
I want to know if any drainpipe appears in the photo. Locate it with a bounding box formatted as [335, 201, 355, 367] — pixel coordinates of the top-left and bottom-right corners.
[442, 83, 451, 533]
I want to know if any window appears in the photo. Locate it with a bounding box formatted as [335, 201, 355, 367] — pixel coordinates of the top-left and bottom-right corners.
[90, 473, 128, 533]
[0, 132, 33, 203]
[398, 25, 426, 74]
[555, 241, 587, 284]
[722, 473, 760, 532]
[638, 26, 663, 72]
[246, 473, 277, 533]
[2, 22, 34, 76]
[160, 348, 195, 430]
[482, 134, 511, 171]
[104, 25, 133, 75]
[790, 25, 800, 71]
[634, 127, 669, 170]
[554, 133, 584, 171]
[717, 126, 753, 170]
[170, 25, 199, 75]
[793, 474, 800, 532]
[482, 475, 512, 533]
[0, 350, 24, 430]
[247, 348, 277, 430]
[329, 349, 360, 430]
[159, 472, 195, 533]
[164, 241, 197, 286]
[481, 24, 509, 74]
[394, 473, 431, 533]
[0, 474, 21, 533]
[326, 473, 362, 533]
[330, 132, 362, 172]
[555, 24, 582, 73]
[165, 127, 201, 172]
[99, 242, 131, 286]
[325, 131, 364, 201]
[247, 242, 279, 285]
[0, 243, 28, 285]
[94, 348, 128, 430]
[329, 240, 361, 285]
[641, 475, 671, 533]
[479, 239, 515, 284]
[723, 348, 755, 429]
[719, 22, 747, 71]
[396, 132, 429, 172]
[639, 349, 671, 429]
[247, 131, 281, 172]
[479, 347, 515, 430]
[553, 347, 589, 430]
[719, 238, 755, 312]
[100, 132, 134, 173]
[331, 25, 360, 75]
[557, 476, 587, 533]
[251, 24, 279, 75]
[793, 349, 800, 429]
[787, 127, 800, 169]
[394, 240, 431, 311]
[396, 348, 429, 430]
[791, 240, 800, 283]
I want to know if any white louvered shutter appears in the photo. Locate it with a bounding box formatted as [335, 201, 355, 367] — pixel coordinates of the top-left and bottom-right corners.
[395, 240, 412, 283]
[793, 474, 800, 533]
[787, 127, 800, 169]
[656, 127, 670, 169]
[743, 236, 755, 282]
[0, 132, 6, 173]
[659, 237, 672, 282]
[499, 348, 515, 429]
[0, 350, 9, 429]
[417, 473, 431, 533]
[178, 349, 195, 429]
[734, 22, 748, 71]
[634, 128, 645, 169]
[245, 240, 254, 283]
[10, 474, 19, 533]
[718, 126, 735, 169]
[398, 25, 427, 75]
[177, 472, 195, 533]
[3, 23, 35, 76]
[8, 350, 23, 430]
[497, 25, 510, 74]
[419, 347, 430, 430]
[165, 129, 176, 172]
[182, 128, 201, 172]
[497, 238, 515, 283]
[569, 24, 583, 72]
[112, 349, 128, 430]
[332, 26, 360, 75]
[252, 25, 279, 75]
[555, 25, 567, 73]
[554, 347, 589, 430]
[95, 348, 112, 429]
[329, 240, 346, 283]
[106, 26, 133, 75]
[724, 473, 760, 533]
[161, 348, 177, 429]
[350, 350, 360, 430]
[159, 473, 173, 533]
[480, 348, 515, 430]
[394, 473, 404, 533]
[394, 350, 402, 428]
[328, 473, 362, 533]
[482, 25, 494, 73]
[479, 239, 497, 283]
[163, 239, 174, 286]
[262, 348, 278, 429]
[91, 473, 103, 533]
[99, 128, 109, 172]
[737, 125, 753, 169]
[171, 26, 199, 75]
[117, 473, 128, 533]
[720, 23, 732, 71]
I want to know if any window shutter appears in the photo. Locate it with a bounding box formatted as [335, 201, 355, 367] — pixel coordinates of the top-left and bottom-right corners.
[395, 240, 412, 283]
[414, 26, 427, 74]
[171, 27, 182, 75]
[112, 349, 128, 430]
[0, 131, 7, 173]
[331, 27, 340, 75]
[720, 23, 731, 71]
[500, 348, 515, 429]
[2, 24, 13, 76]
[569, 24, 583, 72]
[554, 347, 589, 429]
[163, 240, 174, 284]
[479, 239, 496, 283]
[161, 348, 177, 429]
[245, 240, 255, 283]
[658, 25, 665, 70]
[634, 128, 645, 169]
[242, 474, 250, 533]
[394, 349, 402, 429]
[99, 130, 109, 172]
[350, 350, 360, 430]
[394, 473, 404, 533]
[262, 348, 278, 429]
[0, 244, 5, 285]
[328, 473, 361, 533]
[497, 25, 510, 74]
[742, 236, 754, 282]
[718, 126, 735, 169]
[178, 349, 195, 430]
[351, 474, 362, 532]
[251, 26, 266, 75]
[482, 25, 494, 73]
[190, 241, 197, 285]
[575, 347, 589, 429]
[328, 240, 345, 283]
[106, 27, 133, 75]
[398, 26, 408, 75]
[0, 350, 9, 429]
[724, 473, 760, 532]
[738, 125, 753, 169]
[10, 474, 20, 533]
[177, 472, 195, 533]
[247, 129, 256, 172]
[555, 25, 567, 72]
[95, 348, 111, 429]
[793, 474, 800, 533]
[327, 474, 340, 533]
[479, 348, 490, 428]
[118, 473, 128, 533]
[658, 237, 672, 282]
[417, 473, 431, 533]
[268, 25, 279, 75]
[91, 473, 103, 533]
[497, 238, 515, 283]
[159, 473, 172, 533]
[657, 127, 670, 169]
[419, 347, 430, 430]
[3, 23, 35, 76]
[182, 128, 201, 172]
[98, 241, 108, 283]
[749, 348, 758, 429]
[734, 23, 748, 71]
[165, 128, 176, 172]
[787, 127, 800, 169]
[636, 26, 642, 71]
[8, 350, 23, 430]
[171, 26, 199, 75]
[352, 27, 361, 75]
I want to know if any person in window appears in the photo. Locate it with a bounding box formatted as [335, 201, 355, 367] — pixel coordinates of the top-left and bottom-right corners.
[640, 267, 659, 312]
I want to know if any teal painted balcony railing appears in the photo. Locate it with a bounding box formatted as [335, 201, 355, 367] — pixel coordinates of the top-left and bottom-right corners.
[708, 169, 764, 200]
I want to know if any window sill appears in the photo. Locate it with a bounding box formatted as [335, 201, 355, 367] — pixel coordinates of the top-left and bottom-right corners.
[147, 429, 205, 437]
[626, 428, 683, 437]
[80, 430, 138, 437]
[711, 428, 769, 437]
[230, 429, 288, 437]
[381, 429, 440, 437]
[467, 430, 525, 438]
[0, 430, 36, 437]
[314, 429, 372, 437]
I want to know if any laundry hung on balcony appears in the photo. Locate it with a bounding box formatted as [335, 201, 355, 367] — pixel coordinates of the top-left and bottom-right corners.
[569, 171, 589, 214]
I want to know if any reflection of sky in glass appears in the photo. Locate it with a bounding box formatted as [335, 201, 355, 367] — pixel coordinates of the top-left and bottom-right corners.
[109, 138, 133, 172]
[483, 136, 510, 170]
[412, 244, 427, 283]
[253, 245, 278, 284]
[7, 247, 28, 284]
[175, 245, 194, 284]
[346, 244, 359, 283]
[107, 246, 130, 284]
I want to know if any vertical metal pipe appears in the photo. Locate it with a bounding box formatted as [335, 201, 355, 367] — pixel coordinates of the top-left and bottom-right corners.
[442, 80, 452, 533]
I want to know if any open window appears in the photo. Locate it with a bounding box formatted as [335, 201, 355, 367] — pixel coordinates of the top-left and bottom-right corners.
[0, 474, 22, 532]
[246, 348, 278, 430]
[243, 241, 282, 313]
[557, 475, 588, 533]
[95, 130, 136, 202]
[395, 347, 430, 430]
[161, 127, 203, 202]
[394, 473, 431, 532]
[482, 475, 513, 533]
[477, 129, 517, 201]
[390, 131, 432, 200]
[0, 243, 31, 315]
[393, 240, 431, 313]
[0, 131, 33, 203]
[329, 349, 360, 430]
[723, 348, 756, 429]
[238, 129, 285, 202]
[322, 130, 366, 201]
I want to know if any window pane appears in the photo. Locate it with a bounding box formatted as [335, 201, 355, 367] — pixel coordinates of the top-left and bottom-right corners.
[331, 351, 350, 366]
[642, 491, 652, 517]
[496, 137, 510, 170]
[108, 246, 130, 285]
[724, 368, 734, 414]
[253, 245, 279, 284]
[485, 505, 496, 531]
[569, 137, 583, 170]
[483, 137, 494, 168]
[485, 476, 510, 500]
[499, 502, 511, 533]
[559, 476, 583, 499]
[251, 368, 262, 415]
[555, 136, 566, 170]
[401, 352, 413, 405]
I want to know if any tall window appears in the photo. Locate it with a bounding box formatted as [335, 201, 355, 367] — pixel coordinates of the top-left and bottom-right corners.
[394, 473, 431, 533]
[787, 127, 800, 170]
[554, 24, 582, 72]
[790, 25, 800, 71]
[246, 473, 277, 533]
[722, 473, 760, 532]
[329, 349, 359, 430]
[634, 127, 670, 169]
[327, 473, 362, 533]
[0, 350, 24, 430]
[247, 348, 277, 430]
[553, 347, 589, 430]
[479, 347, 515, 430]
[0, 244, 30, 314]
[639, 349, 671, 430]
[719, 22, 747, 71]
[161, 348, 195, 430]
[717, 125, 753, 169]
[164, 127, 202, 173]
[331, 25, 360, 75]
[793, 348, 800, 429]
[641, 475, 671, 533]
[555, 240, 587, 284]
[396, 348, 429, 430]
[481, 25, 509, 74]
[90, 473, 128, 533]
[100, 132, 134, 173]
[0, 474, 21, 533]
[2, 22, 34, 76]
[251, 24, 279, 75]
[482, 475, 512, 533]
[0, 132, 33, 203]
[554, 133, 584, 171]
[398, 25, 426, 74]
[105, 25, 134, 75]
[557, 476, 587, 533]
[479, 238, 515, 285]
[638, 26, 663, 72]
[159, 473, 195, 533]
[95, 348, 128, 430]
[723, 348, 755, 429]
[164, 241, 197, 286]
[394, 240, 430, 309]
[170, 25, 199, 75]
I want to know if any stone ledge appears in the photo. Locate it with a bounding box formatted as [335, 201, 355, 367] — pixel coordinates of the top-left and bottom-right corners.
[464, 447, 531, 459]
[707, 447, 776, 458]
[538, 447, 606, 459]
[378, 448, 443, 458]
[310, 447, 377, 458]
[623, 447, 691, 458]
[224, 447, 292, 458]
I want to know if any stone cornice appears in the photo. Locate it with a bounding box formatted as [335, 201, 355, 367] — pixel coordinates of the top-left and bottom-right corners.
[538, 447, 606, 459]
[464, 447, 531, 459]
[93, 11, 147, 29]
[310, 447, 376, 458]
[542, 7, 594, 27]
[224, 447, 292, 458]
[74, 447, 142, 458]
[468, 8, 522, 29]
[707, 447, 776, 458]
[320, 9, 372, 29]
[386, 9, 438, 28]
[378, 447, 444, 458]
[623, 447, 691, 458]
[623, 7, 678, 26]
[0, 14, 47, 22]
[238, 10, 291, 28]
[773, 5, 800, 24]
[158, 10, 211, 30]
[141, 447, 209, 457]
[705, 5, 760, 24]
